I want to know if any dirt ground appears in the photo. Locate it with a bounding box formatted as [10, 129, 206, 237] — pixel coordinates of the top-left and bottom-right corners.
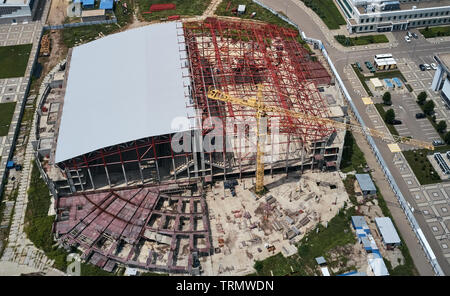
[201, 171, 350, 276]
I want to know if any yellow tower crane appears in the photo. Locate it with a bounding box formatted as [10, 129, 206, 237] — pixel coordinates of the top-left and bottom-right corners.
[207, 85, 434, 194]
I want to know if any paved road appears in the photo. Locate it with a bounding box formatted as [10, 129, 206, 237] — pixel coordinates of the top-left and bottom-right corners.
[261, 0, 450, 275]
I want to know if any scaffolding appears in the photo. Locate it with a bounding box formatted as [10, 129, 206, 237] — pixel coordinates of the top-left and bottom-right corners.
[51, 18, 339, 195]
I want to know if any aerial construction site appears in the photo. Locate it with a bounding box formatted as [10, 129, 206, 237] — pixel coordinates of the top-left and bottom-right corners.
[33, 17, 350, 274]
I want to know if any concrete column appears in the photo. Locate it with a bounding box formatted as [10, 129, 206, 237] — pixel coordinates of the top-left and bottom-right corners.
[87, 167, 95, 190]
[104, 164, 112, 187]
[121, 163, 128, 185]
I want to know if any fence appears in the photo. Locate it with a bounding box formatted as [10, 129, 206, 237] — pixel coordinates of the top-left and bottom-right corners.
[253, 0, 444, 276]
[43, 18, 117, 30]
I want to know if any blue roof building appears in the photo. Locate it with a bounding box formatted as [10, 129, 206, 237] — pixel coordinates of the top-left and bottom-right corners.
[99, 0, 114, 10]
[351, 216, 366, 229]
[355, 174, 377, 196]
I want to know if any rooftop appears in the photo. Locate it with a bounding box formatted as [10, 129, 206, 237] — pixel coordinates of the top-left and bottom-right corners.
[351, 216, 367, 229]
[375, 217, 401, 244]
[356, 0, 450, 14]
[54, 22, 192, 163]
[437, 53, 450, 72]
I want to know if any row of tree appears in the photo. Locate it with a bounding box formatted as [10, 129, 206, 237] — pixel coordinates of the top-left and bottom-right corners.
[382, 91, 450, 142]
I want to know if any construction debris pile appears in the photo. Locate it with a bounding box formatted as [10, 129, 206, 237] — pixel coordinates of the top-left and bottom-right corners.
[40, 34, 50, 57]
[203, 171, 349, 275]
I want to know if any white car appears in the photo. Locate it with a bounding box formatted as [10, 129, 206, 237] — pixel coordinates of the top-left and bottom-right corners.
[404, 36, 411, 42]
[424, 63, 431, 70]
[431, 63, 437, 70]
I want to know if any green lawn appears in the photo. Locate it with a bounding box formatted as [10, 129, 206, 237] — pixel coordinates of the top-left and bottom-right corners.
[351, 64, 373, 96]
[420, 26, 450, 38]
[253, 208, 356, 276]
[0, 102, 16, 136]
[0, 44, 32, 79]
[374, 103, 400, 137]
[340, 131, 367, 173]
[138, 0, 210, 21]
[373, 70, 407, 83]
[335, 34, 388, 47]
[403, 149, 441, 185]
[301, 0, 346, 29]
[24, 162, 115, 274]
[343, 175, 358, 205]
[62, 23, 121, 48]
[214, 0, 311, 51]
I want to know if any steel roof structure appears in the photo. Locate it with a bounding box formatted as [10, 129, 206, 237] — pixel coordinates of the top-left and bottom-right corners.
[55, 22, 192, 163]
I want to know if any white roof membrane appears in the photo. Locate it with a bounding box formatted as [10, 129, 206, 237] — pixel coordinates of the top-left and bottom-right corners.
[55, 22, 192, 163]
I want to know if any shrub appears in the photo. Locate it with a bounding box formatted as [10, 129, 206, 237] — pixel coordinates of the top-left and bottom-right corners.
[437, 120, 447, 133]
[423, 100, 435, 115]
[384, 109, 395, 124]
[417, 91, 427, 105]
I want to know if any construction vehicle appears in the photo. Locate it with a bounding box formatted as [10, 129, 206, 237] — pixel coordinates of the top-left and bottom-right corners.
[207, 84, 433, 194]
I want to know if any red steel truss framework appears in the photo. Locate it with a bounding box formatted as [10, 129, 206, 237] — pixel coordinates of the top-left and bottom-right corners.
[182, 17, 334, 171]
[55, 18, 335, 191]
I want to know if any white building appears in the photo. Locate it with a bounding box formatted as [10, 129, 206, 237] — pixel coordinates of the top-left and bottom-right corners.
[336, 0, 450, 34]
[431, 53, 450, 106]
[0, 0, 38, 24]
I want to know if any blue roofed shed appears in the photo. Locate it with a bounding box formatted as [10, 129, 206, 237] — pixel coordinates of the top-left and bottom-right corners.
[355, 174, 377, 196]
[338, 271, 367, 276]
[75, 0, 95, 8]
[361, 236, 372, 251]
[100, 0, 114, 10]
[315, 256, 326, 265]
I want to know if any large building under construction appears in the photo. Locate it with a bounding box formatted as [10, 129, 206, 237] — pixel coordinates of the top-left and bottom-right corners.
[35, 18, 347, 274]
[38, 18, 345, 196]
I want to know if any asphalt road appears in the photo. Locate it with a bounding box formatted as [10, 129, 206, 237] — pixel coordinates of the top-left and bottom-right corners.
[260, 0, 450, 275]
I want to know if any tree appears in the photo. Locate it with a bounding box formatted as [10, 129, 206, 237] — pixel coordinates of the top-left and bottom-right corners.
[384, 108, 395, 124]
[444, 131, 450, 144]
[437, 120, 447, 133]
[423, 100, 435, 115]
[382, 92, 392, 105]
[417, 91, 427, 105]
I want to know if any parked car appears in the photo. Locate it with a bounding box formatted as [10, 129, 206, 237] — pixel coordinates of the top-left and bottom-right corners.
[431, 63, 437, 70]
[412, 32, 418, 39]
[424, 63, 431, 70]
[407, 31, 412, 38]
[419, 64, 426, 71]
[415, 113, 426, 119]
[433, 140, 445, 146]
[356, 62, 363, 71]
[392, 119, 402, 125]
[405, 36, 411, 42]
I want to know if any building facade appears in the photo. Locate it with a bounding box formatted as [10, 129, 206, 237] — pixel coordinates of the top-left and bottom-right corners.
[0, 0, 39, 24]
[336, 0, 450, 34]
